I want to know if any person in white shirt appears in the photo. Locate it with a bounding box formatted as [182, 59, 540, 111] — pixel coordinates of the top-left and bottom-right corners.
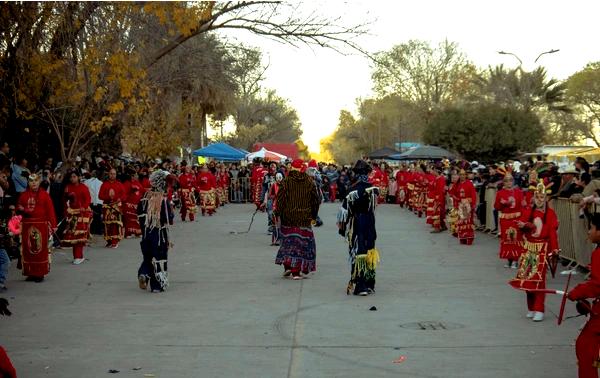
[83, 170, 103, 235]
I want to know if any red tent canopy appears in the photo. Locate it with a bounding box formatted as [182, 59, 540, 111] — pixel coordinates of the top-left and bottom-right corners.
[252, 143, 299, 159]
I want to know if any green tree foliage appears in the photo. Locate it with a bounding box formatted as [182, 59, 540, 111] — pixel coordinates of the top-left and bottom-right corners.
[477, 65, 569, 113]
[423, 104, 545, 162]
[0, 2, 366, 161]
[228, 90, 302, 150]
[564, 62, 600, 146]
[322, 95, 422, 163]
[371, 40, 478, 110]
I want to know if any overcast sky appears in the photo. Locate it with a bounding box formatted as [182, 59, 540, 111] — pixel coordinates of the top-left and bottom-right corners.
[220, 0, 600, 152]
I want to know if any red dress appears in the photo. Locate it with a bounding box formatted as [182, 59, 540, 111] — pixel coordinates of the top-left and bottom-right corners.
[431, 175, 447, 231]
[509, 207, 559, 313]
[17, 188, 57, 277]
[219, 171, 230, 205]
[178, 173, 197, 221]
[568, 246, 600, 378]
[395, 170, 409, 207]
[494, 188, 525, 260]
[123, 179, 144, 236]
[369, 168, 385, 204]
[251, 166, 267, 208]
[456, 180, 476, 245]
[197, 172, 217, 215]
[424, 173, 436, 225]
[99, 180, 125, 244]
[63, 183, 92, 253]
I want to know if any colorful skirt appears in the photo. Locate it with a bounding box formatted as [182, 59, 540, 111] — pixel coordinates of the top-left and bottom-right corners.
[199, 189, 216, 213]
[102, 203, 123, 242]
[509, 239, 548, 291]
[123, 202, 141, 237]
[180, 189, 197, 214]
[63, 208, 92, 245]
[498, 213, 525, 260]
[275, 226, 316, 273]
[21, 219, 51, 277]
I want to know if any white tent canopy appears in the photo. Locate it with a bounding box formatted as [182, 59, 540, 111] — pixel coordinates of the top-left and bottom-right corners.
[246, 147, 287, 162]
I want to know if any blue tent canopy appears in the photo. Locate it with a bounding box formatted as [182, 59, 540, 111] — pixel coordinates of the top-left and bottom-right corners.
[192, 143, 247, 161]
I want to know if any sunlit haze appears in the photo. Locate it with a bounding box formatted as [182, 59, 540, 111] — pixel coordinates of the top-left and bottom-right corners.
[220, 0, 600, 152]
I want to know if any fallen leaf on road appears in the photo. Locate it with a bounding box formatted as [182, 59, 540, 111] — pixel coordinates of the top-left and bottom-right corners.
[108, 369, 120, 373]
[393, 356, 406, 364]
[132, 367, 142, 370]
[369, 306, 377, 311]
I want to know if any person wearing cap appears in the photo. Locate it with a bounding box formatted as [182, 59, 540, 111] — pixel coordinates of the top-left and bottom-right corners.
[494, 174, 525, 268]
[337, 160, 380, 295]
[557, 165, 582, 199]
[456, 169, 477, 245]
[509, 179, 559, 322]
[178, 163, 198, 222]
[99, 168, 125, 248]
[274, 159, 320, 279]
[17, 173, 57, 282]
[62, 170, 92, 265]
[137, 170, 173, 293]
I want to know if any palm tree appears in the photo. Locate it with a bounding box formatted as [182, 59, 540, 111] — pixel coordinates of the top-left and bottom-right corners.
[477, 65, 570, 113]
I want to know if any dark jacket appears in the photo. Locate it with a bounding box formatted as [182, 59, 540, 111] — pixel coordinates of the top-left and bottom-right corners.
[275, 170, 320, 227]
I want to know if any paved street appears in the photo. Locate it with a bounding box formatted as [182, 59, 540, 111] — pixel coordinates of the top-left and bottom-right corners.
[1, 203, 585, 378]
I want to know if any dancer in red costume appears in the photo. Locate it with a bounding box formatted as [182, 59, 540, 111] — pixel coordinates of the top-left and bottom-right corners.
[509, 180, 559, 322]
[63, 170, 92, 264]
[494, 174, 525, 268]
[17, 173, 57, 282]
[99, 168, 125, 248]
[568, 213, 600, 378]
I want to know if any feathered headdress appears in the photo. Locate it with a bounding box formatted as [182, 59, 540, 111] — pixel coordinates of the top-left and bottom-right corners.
[535, 179, 552, 196]
[149, 170, 168, 192]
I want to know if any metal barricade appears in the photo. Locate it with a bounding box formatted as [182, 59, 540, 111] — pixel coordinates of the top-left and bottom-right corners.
[554, 198, 577, 263]
[554, 198, 593, 268]
[229, 177, 252, 203]
[485, 187, 497, 231]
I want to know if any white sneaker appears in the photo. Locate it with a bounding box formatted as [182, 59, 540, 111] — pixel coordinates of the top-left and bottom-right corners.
[72, 258, 85, 265]
[526, 311, 535, 318]
[532, 312, 544, 322]
[511, 261, 519, 269]
[503, 262, 511, 268]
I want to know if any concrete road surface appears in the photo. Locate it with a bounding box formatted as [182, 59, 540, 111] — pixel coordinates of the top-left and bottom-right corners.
[1, 203, 585, 378]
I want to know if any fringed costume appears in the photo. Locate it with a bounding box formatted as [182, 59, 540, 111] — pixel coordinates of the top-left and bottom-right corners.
[178, 172, 197, 221]
[197, 171, 217, 216]
[137, 170, 173, 293]
[99, 179, 125, 247]
[456, 179, 476, 245]
[338, 177, 380, 296]
[63, 182, 92, 260]
[509, 181, 559, 317]
[494, 185, 525, 261]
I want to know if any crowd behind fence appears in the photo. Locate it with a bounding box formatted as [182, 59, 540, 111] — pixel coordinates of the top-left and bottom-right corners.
[480, 187, 592, 269]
